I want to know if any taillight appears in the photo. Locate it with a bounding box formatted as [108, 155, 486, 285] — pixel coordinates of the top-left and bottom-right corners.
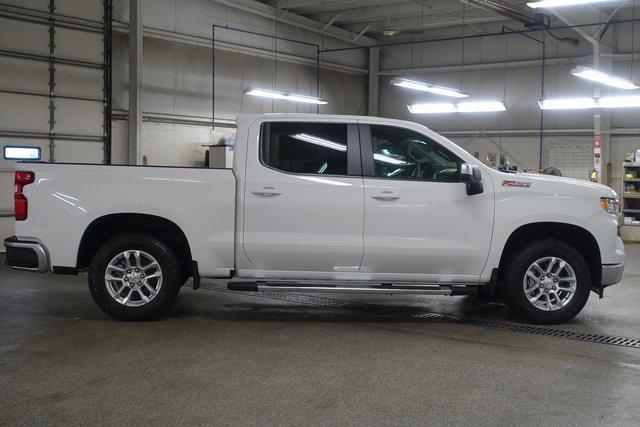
[14, 171, 35, 221]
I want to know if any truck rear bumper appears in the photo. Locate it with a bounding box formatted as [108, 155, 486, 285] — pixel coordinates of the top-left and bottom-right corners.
[4, 236, 49, 272]
[601, 262, 624, 287]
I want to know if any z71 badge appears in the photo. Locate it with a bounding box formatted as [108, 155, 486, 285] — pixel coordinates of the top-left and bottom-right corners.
[502, 180, 532, 188]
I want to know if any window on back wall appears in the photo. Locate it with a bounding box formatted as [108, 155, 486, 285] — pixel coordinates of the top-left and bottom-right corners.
[546, 144, 592, 180]
[4, 146, 42, 161]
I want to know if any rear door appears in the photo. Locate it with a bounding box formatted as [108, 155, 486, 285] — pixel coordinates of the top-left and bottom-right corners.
[242, 120, 365, 275]
[359, 123, 494, 281]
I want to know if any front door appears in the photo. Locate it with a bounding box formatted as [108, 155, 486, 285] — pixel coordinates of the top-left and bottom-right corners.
[243, 120, 365, 275]
[359, 124, 494, 282]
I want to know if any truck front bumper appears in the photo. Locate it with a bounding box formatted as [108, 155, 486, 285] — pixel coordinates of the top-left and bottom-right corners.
[4, 236, 49, 272]
[601, 263, 624, 287]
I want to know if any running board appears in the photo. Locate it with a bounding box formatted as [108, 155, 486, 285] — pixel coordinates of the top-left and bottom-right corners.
[227, 281, 481, 296]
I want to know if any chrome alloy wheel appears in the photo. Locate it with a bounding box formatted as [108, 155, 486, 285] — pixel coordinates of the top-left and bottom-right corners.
[523, 257, 577, 311]
[104, 250, 163, 307]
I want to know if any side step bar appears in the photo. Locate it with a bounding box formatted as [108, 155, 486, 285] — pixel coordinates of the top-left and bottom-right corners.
[227, 281, 481, 296]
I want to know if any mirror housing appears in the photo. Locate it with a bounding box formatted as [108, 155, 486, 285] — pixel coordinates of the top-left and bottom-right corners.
[460, 163, 483, 196]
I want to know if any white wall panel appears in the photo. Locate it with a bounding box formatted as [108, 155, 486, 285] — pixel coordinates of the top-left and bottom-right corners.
[0, 93, 50, 133]
[0, 17, 48, 55]
[56, 0, 104, 21]
[55, 99, 103, 136]
[54, 140, 104, 163]
[1, 0, 48, 10]
[112, 34, 367, 120]
[111, 120, 129, 164]
[112, 0, 367, 68]
[55, 27, 103, 63]
[55, 65, 104, 99]
[0, 58, 49, 93]
[140, 121, 211, 167]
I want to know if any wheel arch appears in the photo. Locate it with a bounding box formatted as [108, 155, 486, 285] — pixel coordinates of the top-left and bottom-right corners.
[497, 222, 602, 289]
[77, 213, 194, 279]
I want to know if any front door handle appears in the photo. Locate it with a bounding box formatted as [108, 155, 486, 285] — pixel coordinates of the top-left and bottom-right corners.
[371, 191, 400, 201]
[252, 187, 282, 197]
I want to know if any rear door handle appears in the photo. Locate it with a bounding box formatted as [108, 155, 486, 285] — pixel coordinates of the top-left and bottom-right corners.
[252, 187, 282, 197]
[371, 191, 400, 201]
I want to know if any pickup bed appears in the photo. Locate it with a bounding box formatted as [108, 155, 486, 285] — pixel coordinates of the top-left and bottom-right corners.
[5, 113, 625, 324]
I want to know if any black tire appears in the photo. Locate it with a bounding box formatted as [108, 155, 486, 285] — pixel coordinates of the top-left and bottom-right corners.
[502, 239, 591, 325]
[88, 233, 182, 321]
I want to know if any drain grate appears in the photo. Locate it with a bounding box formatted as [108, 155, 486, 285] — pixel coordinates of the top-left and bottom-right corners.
[212, 288, 640, 349]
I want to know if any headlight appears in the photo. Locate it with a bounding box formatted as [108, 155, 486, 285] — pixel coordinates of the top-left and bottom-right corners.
[600, 197, 620, 215]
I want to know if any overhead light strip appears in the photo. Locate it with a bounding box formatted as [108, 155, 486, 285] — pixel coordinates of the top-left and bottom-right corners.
[391, 78, 469, 98]
[244, 88, 327, 105]
[408, 101, 506, 114]
[527, 0, 616, 9]
[571, 66, 639, 90]
[539, 97, 598, 110]
[539, 96, 640, 110]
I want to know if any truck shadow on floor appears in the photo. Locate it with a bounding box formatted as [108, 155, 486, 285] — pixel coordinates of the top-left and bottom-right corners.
[167, 288, 578, 328]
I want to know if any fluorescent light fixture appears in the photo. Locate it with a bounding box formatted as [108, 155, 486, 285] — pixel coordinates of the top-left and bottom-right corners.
[539, 96, 640, 110]
[291, 133, 346, 151]
[408, 101, 506, 114]
[527, 0, 615, 9]
[244, 88, 327, 105]
[571, 66, 639, 90]
[538, 97, 598, 110]
[407, 103, 457, 114]
[598, 96, 640, 109]
[391, 78, 469, 98]
[4, 146, 41, 160]
[457, 101, 506, 112]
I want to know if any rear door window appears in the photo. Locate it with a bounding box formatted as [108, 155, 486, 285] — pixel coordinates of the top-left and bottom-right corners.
[261, 122, 349, 176]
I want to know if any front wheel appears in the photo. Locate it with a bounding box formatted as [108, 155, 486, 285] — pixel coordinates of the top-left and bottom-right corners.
[502, 239, 591, 324]
[88, 233, 182, 321]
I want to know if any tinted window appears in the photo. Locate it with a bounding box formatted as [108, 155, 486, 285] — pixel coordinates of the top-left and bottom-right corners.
[262, 122, 348, 175]
[369, 125, 460, 182]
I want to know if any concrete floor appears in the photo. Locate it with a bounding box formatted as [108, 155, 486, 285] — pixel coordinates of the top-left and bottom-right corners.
[1, 247, 640, 426]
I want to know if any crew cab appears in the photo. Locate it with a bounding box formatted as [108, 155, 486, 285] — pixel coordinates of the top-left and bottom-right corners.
[5, 114, 625, 324]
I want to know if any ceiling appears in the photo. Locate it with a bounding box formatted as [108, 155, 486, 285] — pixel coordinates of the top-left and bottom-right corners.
[262, 0, 539, 40]
[261, 0, 636, 42]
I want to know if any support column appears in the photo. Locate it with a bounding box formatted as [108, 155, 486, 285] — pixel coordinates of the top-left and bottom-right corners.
[128, 0, 142, 165]
[47, 0, 56, 163]
[103, 0, 113, 164]
[368, 47, 380, 116]
[593, 42, 613, 186]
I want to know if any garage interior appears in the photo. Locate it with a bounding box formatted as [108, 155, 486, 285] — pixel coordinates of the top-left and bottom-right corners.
[1, 0, 640, 424]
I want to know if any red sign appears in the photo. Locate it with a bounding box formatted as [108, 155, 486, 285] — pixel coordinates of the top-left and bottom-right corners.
[594, 134, 601, 148]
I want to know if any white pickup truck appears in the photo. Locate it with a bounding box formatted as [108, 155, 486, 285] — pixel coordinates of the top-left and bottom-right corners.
[5, 114, 624, 324]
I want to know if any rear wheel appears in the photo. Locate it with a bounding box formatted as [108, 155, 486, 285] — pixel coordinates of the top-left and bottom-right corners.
[88, 233, 182, 321]
[502, 239, 591, 324]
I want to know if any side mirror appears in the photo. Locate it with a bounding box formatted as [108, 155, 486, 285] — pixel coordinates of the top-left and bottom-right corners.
[460, 163, 483, 196]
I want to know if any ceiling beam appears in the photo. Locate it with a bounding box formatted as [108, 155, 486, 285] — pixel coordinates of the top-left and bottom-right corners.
[343, 13, 506, 34]
[460, 0, 541, 26]
[270, 0, 394, 12]
[548, 9, 600, 46]
[321, 12, 342, 32]
[310, 0, 495, 24]
[353, 21, 374, 41]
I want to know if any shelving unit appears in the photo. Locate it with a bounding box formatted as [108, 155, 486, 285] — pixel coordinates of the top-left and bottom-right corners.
[621, 163, 640, 241]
